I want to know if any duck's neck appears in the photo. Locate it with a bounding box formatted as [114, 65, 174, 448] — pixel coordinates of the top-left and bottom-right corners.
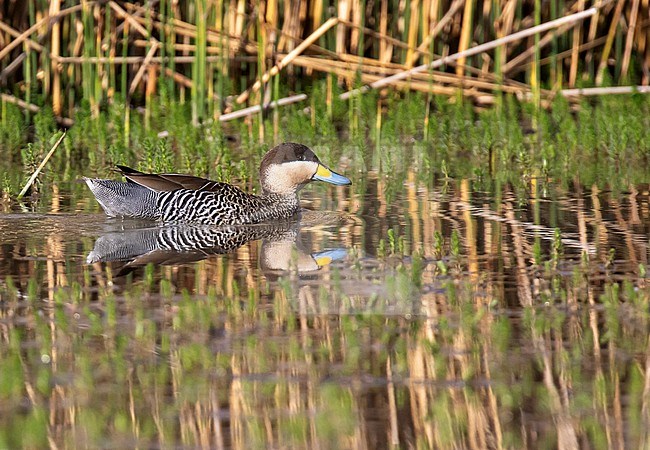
[248, 192, 300, 223]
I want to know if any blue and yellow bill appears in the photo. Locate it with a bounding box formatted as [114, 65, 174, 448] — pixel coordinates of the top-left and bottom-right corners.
[312, 164, 351, 186]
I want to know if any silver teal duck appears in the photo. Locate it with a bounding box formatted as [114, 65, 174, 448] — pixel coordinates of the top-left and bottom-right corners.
[84, 142, 351, 225]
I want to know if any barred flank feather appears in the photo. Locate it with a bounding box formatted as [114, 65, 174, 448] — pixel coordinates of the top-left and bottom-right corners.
[85, 178, 301, 225]
[83, 178, 160, 219]
[156, 187, 300, 225]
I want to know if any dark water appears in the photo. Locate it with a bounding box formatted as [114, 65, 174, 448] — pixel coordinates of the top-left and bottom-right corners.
[1, 174, 650, 449]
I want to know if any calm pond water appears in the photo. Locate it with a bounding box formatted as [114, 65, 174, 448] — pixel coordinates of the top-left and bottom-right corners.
[1, 169, 650, 448]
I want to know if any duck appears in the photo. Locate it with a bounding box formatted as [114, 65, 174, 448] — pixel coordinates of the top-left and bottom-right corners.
[84, 142, 351, 225]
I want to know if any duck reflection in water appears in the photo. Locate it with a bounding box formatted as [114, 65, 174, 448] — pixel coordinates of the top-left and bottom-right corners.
[86, 213, 347, 276]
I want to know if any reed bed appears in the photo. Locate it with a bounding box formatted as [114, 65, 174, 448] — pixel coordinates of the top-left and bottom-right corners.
[0, 0, 648, 128]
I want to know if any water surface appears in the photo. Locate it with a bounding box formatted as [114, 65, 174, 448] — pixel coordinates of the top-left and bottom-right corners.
[1, 172, 650, 449]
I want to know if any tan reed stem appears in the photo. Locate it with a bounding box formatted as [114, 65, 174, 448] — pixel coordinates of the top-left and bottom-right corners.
[456, 0, 474, 76]
[235, 17, 338, 104]
[218, 93, 307, 121]
[405, 0, 465, 68]
[595, 0, 625, 85]
[569, 0, 586, 86]
[50, 0, 62, 116]
[340, 7, 601, 100]
[561, 85, 650, 96]
[621, 0, 640, 79]
[0, 20, 45, 52]
[128, 42, 159, 95]
[18, 131, 67, 200]
[0, 93, 73, 126]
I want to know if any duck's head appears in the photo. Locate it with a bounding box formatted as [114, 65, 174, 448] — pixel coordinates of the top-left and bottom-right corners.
[259, 143, 351, 195]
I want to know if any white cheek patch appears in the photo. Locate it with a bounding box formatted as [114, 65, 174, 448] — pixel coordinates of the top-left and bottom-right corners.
[263, 161, 318, 194]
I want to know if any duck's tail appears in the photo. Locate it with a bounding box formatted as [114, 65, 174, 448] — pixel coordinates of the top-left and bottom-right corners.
[83, 178, 160, 220]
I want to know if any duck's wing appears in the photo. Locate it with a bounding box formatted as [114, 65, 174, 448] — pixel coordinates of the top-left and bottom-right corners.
[117, 165, 215, 192]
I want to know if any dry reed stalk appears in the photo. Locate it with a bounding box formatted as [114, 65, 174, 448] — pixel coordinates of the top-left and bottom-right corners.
[0, 2, 91, 62]
[338, 53, 410, 69]
[289, 57, 463, 95]
[0, 93, 73, 126]
[406, 0, 420, 64]
[0, 26, 50, 84]
[346, 49, 530, 93]
[350, 0, 362, 55]
[341, 7, 600, 100]
[340, 48, 533, 89]
[428, 71, 529, 94]
[497, 0, 517, 66]
[218, 93, 307, 121]
[128, 42, 159, 96]
[162, 65, 219, 101]
[255, 5, 267, 141]
[569, 0, 586, 86]
[502, 23, 574, 73]
[267, 0, 278, 28]
[299, 1, 309, 47]
[123, 2, 194, 33]
[456, 0, 474, 76]
[53, 54, 255, 64]
[122, 7, 259, 55]
[17, 131, 67, 200]
[337, 0, 350, 57]
[498, 0, 517, 44]
[108, 1, 156, 42]
[146, 62, 157, 100]
[107, 6, 117, 100]
[637, 0, 650, 85]
[278, 0, 290, 51]
[227, 0, 236, 48]
[134, 40, 223, 54]
[339, 18, 427, 55]
[596, 0, 626, 85]
[379, 0, 391, 64]
[0, 20, 45, 52]
[234, 0, 246, 44]
[405, 0, 465, 68]
[583, 0, 602, 78]
[422, 0, 434, 62]
[293, 55, 400, 74]
[0, 52, 29, 83]
[560, 85, 650, 95]
[102, 2, 144, 48]
[262, 22, 338, 58]
[96, 3, 106, 107]
[0, 16, 48, 62]
[621, 0, 641, 79]
[292, 54, 529, 95]
[235, 17, 338, 104]
[278, 0, 300, 51]
[644, 0, 650, 84]
[162, 67, 193, 90]
[72, 17, 84, 63]
[515, 35, 608, 74]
